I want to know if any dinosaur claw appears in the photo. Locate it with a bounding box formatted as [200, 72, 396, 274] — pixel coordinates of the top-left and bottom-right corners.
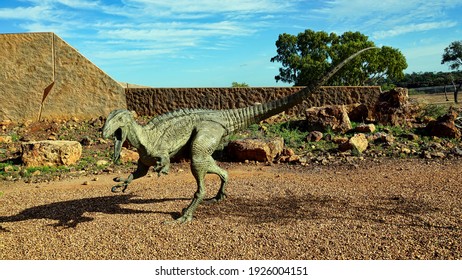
[111, 183, 128, 193]
[205, 193, 227, 204]
[164, 215, 193, 224]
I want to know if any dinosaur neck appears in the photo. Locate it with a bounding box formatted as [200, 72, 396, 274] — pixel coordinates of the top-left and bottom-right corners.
[126, 121, 144, 150]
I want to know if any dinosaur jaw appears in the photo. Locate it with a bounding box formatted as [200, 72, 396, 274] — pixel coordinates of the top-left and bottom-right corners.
[112, 128, 126, 163]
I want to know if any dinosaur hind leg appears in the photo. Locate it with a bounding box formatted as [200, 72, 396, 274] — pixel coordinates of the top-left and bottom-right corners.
[171, 122, 227, 223]
[204, 161, 228, 203]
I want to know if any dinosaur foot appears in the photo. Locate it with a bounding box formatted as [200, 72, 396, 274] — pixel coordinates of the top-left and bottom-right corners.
[164, 213, 193, 224]
[111, 183, 128, 193]
[204, 193, 227, 204]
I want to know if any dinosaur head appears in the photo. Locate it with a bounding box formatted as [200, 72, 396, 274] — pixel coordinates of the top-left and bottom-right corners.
[102, 109, 133, 163]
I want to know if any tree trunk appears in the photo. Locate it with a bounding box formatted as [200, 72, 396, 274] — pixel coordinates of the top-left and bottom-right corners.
[455, 82, 462, 104]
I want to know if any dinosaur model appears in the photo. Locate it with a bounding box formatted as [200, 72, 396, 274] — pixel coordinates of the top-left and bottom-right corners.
[102, 47, 375, 223]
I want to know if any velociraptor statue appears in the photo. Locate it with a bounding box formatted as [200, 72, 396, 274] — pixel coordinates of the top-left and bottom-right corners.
[102, 47, 375, 223]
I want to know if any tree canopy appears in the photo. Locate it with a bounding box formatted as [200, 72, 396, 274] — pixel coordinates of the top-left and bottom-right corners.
[442, 40, 462, 71]
[270, 29, 408, 86]
[231, 82, 249, 88]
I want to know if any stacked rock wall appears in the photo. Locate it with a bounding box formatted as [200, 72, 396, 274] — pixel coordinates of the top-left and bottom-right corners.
[125, 86, 382, 118]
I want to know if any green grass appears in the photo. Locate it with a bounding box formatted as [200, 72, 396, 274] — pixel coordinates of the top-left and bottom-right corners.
[265, 122, 308, 149]
[21, 165, 71, 177]
[0, 161, 19, 174]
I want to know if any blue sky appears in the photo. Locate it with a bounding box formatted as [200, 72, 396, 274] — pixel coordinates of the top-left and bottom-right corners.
[1, 0, 461, 87]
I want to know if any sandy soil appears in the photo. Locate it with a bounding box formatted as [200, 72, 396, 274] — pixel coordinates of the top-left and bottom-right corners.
[1, 158, 461, 260]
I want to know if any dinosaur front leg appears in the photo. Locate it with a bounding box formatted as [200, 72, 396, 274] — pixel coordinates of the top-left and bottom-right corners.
[112, 161, 149, 193]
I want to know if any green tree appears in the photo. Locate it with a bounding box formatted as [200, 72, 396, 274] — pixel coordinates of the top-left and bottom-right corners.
[442, 41, 462, 70]
[231, 82, 249, 87]
[270, 29, 407, 86]
[442, 41, 462, 103]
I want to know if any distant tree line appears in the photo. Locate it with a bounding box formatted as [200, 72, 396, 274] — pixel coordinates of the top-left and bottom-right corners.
[396, 71, 462, 88]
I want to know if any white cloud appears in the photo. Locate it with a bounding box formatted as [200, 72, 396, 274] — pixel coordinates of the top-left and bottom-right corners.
[313, 0, 461, 38]
[0, 5, 49, 20]
[1, 0, 296, 58]
[373, 21, 458, 39]
[126, 0, 293, 15]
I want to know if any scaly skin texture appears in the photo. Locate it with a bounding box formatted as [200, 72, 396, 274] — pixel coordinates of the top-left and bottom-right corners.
[102, 47, 375, 223]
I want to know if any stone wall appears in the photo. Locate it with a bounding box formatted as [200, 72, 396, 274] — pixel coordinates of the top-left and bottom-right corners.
[126, 86, 382, 118]
[0, 32, 126, 123]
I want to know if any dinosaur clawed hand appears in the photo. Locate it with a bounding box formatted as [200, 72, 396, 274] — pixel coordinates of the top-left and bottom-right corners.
[111, 177, 129, 193]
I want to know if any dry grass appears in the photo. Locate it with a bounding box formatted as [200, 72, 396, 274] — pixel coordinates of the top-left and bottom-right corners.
[411, 92, 461, 109]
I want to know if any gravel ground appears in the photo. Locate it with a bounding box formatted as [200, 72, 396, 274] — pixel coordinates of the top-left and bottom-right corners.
[1, 158, 461, 260]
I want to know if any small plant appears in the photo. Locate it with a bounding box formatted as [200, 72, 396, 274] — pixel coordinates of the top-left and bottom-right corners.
[307, 140, 337, 152]
[21, 165, 70, 177]
[420, 104, 447, 119]
[9, 133, 20, 142]
[266, 122, 308, 149]
[0, 161, 18, 175]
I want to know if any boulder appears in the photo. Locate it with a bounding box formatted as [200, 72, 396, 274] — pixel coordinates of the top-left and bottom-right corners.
[226, 137, 284, 162]
[338, 133, 368, 153]
[347, 103, 372, 122]
[333, 136, 349, 144]
[371, 132, 395, 145]
[0, 135, 13, 143]
[307, 131, 323, 142]
[278, 148, 300, 163]
[374, 87, 419, 125]
[425, 110, 461, 139]
[21, 140, 82, 167]
[304, 105, 352, 133]
[120, 147, 140, 163]
[354, 123, 376, 133]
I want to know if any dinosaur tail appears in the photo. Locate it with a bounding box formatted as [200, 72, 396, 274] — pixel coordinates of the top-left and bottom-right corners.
[222, 47, 377, 133]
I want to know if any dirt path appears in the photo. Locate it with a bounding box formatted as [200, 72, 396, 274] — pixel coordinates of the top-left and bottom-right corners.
[1, 159, 461, 259]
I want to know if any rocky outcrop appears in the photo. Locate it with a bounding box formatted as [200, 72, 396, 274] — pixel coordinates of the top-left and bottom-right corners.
[226, 137, 284, 162]
[425, 110, 461, 139]
[374, 88, 418, 125]
[304, 105, 352, 133]
[21, 140, 82, 167]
